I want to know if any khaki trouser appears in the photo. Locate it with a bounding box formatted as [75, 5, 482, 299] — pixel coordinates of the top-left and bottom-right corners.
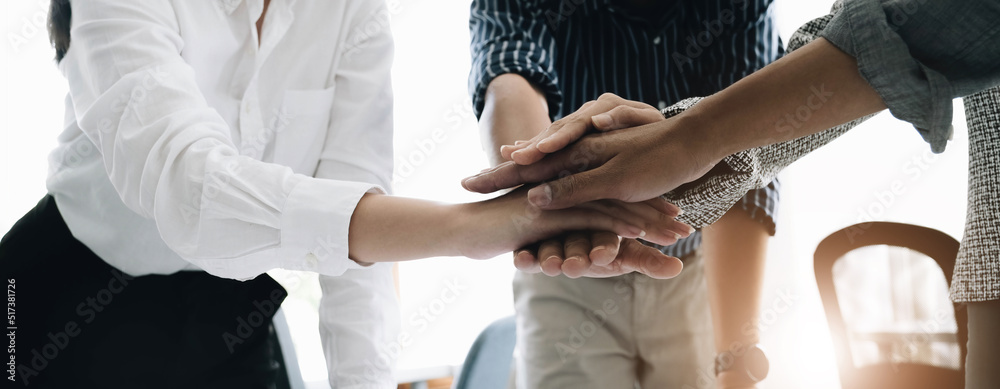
[510, 250, 715, 389]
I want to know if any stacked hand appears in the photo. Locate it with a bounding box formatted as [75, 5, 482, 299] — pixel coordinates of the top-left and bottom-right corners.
[464, 93, 716, 278]
[463, 93, 718, 209]
[458, 186, 691, 279]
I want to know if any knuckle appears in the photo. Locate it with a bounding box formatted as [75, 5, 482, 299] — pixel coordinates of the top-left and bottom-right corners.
[557, 176, 577, 200]
[598, 92, 619, 103]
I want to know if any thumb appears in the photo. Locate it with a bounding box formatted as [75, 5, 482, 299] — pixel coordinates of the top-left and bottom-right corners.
[592, 105, 665, 131]
[526, 168, 612, 209]
[618, 239, 683, 279]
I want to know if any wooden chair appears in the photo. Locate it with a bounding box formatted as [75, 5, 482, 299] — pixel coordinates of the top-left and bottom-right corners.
[814, 222, 966, 389]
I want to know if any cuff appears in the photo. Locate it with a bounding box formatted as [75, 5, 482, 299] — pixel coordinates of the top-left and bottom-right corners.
[280, 176, 385, 276]
[470, 58, 563, 120]
[819, 0, 954, 153]
[736, 179, 780, 236]
[660, 97, 756, 228]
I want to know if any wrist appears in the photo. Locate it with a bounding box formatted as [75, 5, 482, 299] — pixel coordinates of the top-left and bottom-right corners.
[440, 203, 473, 258]
[672, 106, 732, 167]
[653, 113, 725, 186]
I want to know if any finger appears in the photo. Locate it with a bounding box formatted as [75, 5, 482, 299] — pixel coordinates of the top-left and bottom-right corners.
[500, 141, 533, 161]
[513, 247, 541, 273]
[537, 239, 565, 276]
[589, 231, 620, 267]
[534, 94, 653, 155]
[505, 109, 581, 163]
[575, 200, 679, 247]
[591, 105, 665, 131]
[540, 208, 645, 241]
[610, 199, 695, 240]
[641, 196, 683, 218]
[510, 99, 607, 164]
[561, 232, 593, 278]
[463, 146, 604, 194]
[499, 145, 516, 161]
[618, 239, 683, 279]
[527, 166, 622, 209]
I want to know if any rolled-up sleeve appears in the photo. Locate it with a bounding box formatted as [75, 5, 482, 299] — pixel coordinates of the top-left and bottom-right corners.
[62, 0, 381, 280]
[469, 0, 562, 119]
[820, 0, 1000, 153]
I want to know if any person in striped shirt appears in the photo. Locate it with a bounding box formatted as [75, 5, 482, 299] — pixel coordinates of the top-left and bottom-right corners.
[469, 0, 782, 387]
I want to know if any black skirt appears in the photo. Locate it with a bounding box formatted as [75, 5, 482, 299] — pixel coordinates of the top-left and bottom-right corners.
[0, 196, 291, 389]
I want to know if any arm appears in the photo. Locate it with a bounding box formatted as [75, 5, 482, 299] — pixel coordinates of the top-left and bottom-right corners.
[702, 206, 769, 389]
[477, 76, 688, 278]
[479, 74, 551, 166]
[469, 1, 689, 277]
[62, 1, 680, 281]
[346, 189, 682, 268]
[464, 0, 1000, 225]
[462, 35, 884, 211]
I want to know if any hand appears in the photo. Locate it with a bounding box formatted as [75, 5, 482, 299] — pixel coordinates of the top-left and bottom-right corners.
[454, 187, 691, 273]
[461, 112, 718, 210]
[499, 93, 666, 165]
[513, 232, 685, 279]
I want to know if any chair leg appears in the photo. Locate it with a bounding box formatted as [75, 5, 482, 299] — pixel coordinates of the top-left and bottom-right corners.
[965, 300, 1000, 389]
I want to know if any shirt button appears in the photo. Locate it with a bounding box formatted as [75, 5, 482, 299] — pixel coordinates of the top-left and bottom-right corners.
[305, 253, 319, 268]
[652, 36, 662, 45]
[658, 101, 667, 110]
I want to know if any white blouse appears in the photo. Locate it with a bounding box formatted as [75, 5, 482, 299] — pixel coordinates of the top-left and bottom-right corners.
[46, 0, 400, 386]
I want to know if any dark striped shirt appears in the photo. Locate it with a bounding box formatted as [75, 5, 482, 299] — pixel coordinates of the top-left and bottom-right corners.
[468, 0, 782, 259]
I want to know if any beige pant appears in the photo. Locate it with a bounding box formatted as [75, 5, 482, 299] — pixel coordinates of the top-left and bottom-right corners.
[510, 250, 714, 389]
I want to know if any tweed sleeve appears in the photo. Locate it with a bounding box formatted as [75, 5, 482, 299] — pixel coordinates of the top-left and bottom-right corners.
[661, 8, 875, 228]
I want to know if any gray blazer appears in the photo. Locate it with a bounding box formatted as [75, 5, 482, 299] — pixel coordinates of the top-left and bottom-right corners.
[663, 2, 1000, 303]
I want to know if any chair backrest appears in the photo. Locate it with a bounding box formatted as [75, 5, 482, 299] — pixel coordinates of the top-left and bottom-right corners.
[814, 222, 966, 389]
[452, 316, 516, 389]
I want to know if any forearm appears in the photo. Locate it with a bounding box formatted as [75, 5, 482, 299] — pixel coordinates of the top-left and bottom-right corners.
[682, 38, 886, 164]
[701, 206, 768, 368]
[479, 73, 552, 165]
[348, 194, 462, 263]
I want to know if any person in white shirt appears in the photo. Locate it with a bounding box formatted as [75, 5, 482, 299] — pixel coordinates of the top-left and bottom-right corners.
[0, 1, 691, 388]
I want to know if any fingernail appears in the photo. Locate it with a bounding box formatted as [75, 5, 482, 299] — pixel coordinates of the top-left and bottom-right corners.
[674, 232, 682, 240]
[689, 226, 696, 234]
[677, 208, 684, 215]
[592, 113, 612, 128]
[514, 140, 528, 146]
[500, 145, 513, 154]
[529, 185, 552, 207]
[639, 230, 646, 238]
